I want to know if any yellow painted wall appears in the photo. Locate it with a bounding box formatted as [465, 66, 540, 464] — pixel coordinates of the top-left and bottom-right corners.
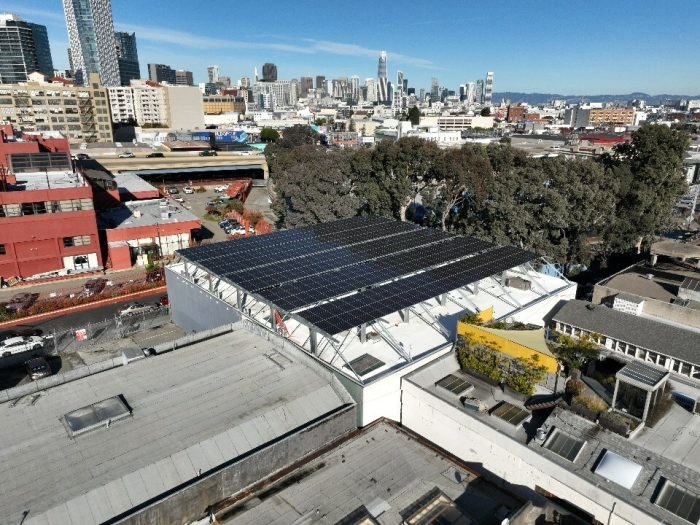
[457, 322, 559, 373]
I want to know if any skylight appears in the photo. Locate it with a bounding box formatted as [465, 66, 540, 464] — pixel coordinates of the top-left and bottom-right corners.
[593, 450, 642, 490]
[63, 395, 131, 437]
[543, 428, 586, 462]
[654, 478, 700, 523]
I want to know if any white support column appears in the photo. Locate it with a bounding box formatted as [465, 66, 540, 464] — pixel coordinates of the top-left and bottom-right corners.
[236, 289, 242, 309]
[269, 304, 275, 329]
[438, 293, 447, 306]
[310, 330, 318, 355]
[360, 324, 367, 344]
[401, 308, 410, 323]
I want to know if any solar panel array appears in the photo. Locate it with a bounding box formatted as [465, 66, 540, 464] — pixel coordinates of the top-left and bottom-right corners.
[179, 216, 537, 336]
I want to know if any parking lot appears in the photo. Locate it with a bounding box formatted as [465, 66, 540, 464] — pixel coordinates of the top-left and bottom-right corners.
[164, 182, 275, 243]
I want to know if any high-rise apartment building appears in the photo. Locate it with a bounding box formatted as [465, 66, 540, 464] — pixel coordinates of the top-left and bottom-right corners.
[365, 78, 377, 103]
[299, 76, 314, 98]
[175, 70, 193, 86]
[475, 79, 484, 104]
[27, 22, 54, 78]
[396, 71, 405, 95]
[430, 77, 440, 102]
[148, 63, 176, 84]
[484, 71, 494, 105]
[465, 82, 476, 105]
[350, 76, 360, 101]
[315, 75, 325, 91]
[377, 51, 388, 104]
[0, 14, 54, 84]
[114, 31, 139, 86]
[207, 65, 219, 83]
[63, 0, 120, 86]
[239, 77, 251, 89]
[252, 80, 297, 109]
[262, 63, 277, 82]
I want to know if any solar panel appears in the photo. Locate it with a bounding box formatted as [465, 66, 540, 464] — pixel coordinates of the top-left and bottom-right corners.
[491, 402, 530, 426]
[435, 374, 473, 395]
[297, 245, 536, 335]
[347, 354, 385, 376]
[262, 236, 493, 311]
[654, 478, 700, 523]
[543, 428, 586, 462]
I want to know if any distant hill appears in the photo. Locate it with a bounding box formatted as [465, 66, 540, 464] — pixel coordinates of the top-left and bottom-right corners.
[493, 92, 700, 105]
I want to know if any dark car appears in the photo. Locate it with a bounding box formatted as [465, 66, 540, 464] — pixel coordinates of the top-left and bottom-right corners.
[5, 292, 38, 313]
[76, 153, 90, 160]
[25, 357, 51, 380]
[158, 295, 169, 306]
[167, 186, 179, 194]
[147, 152, 165, 158]
[0, 326, 43, 342]
[199, 150, 217, 156]
[83, 278, 107, 297]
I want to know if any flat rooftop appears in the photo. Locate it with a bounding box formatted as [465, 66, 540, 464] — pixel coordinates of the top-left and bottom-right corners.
[406, 353, 700, 525]
[8, 171, 88, 191]
[221, 421, 523, 524]
[598, 263, 700, 302]
[99, 198, 200, 230]
[0, 327, 353, 525]
[113, 172, 159, 196]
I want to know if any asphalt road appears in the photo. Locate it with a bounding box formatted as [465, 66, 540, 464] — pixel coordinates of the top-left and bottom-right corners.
[29, 288, 165, 333]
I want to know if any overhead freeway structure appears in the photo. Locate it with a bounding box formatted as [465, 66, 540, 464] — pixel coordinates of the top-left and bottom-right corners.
[169, 216, 575, 395]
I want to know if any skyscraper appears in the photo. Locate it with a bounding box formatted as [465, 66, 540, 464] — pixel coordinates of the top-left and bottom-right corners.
[396, 71, 404, 95]
[26, 22, 54, 77]
[430, 77, 440, 102]
[239, 77, 251, 89]
[475, 79, 484, 104]
[315, 75, 325, 91]
[175, 70, 194, 86]
[0, 14, 54, 83]
[299, 76, 314, 98]
[114, 31, 139, 86]
[377, 51, 388, 104]
[148, 63, 176, 84]
[63, 0, 120, 86]
[484, 71, 494, 105]
[262, 63, 277, 82]
[465, 82, 476, 105]
[207, 65, 219, 83]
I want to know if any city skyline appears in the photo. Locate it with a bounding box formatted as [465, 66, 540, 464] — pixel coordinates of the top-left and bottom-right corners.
[3, 0, 700, 94]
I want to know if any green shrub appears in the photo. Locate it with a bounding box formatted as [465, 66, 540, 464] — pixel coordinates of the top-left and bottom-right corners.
[566, 378, 585, 397]
[574, 394, 607, 413]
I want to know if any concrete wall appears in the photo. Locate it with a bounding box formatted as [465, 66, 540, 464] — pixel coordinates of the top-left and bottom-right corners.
[118, 404, 357, 525]
[400, 379, 656, 525]
[166, 267, 241, 333]
[593, 284, 700, 329]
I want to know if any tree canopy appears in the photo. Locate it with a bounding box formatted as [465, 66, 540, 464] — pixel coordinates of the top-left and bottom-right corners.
[267, 125, 688, 269]
[260, 128, 279, 143]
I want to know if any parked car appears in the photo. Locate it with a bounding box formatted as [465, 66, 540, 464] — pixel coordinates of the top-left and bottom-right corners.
[183, 186, 194, 194]
[214, 184, 229, 193]
[227, 225, 246, 236]
[158, 295, 169, 306]
[167, 186, 179, 194]
[199, 150, 217, 156]
[0, 327, 42, 342]
[0, 336, 44, 357]
[118, 151, 135, 158]
[83, 278, 107, 297]
[174, 196, 185, 203]
[5, 292, 38, 313]
[118, 302, 159, 317]
[146, 152, 164, 158]
[25, 357, 51, 380]
[217, 194, 231, 201]
[218, 219, 231, 228]
[76, 153, 90, 160]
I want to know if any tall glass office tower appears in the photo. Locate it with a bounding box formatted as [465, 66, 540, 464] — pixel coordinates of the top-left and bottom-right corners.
[115, 31, 140, 86]
[0, 14, 54, 83]
[377, 51, 388, 104]
[63, 0, 120, 86]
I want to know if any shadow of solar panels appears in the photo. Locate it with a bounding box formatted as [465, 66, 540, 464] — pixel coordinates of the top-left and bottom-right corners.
[491, 402, 530, 426]
[654, 478, 700, 523]
[297, 245, 536, 335]
[435, 374, 473, 395]
[543, 428, 586, 462]
[347, 353, 385, 376]
[261, 236, 494, 311]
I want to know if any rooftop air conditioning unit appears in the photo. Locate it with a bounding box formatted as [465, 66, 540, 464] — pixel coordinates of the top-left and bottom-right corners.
[133, 210, 141, 218]
[160, 211, 169, 220]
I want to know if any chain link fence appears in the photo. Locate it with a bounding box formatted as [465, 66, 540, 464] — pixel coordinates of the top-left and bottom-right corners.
[48, 307, 171, 356]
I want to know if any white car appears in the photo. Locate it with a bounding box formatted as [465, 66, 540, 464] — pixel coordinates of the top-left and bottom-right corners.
[0, 336, 44, 357]
[183, 186, 194, 194]
[118, 302, 159, 317]
[214, 185, 229, 193]
[118, 151, 135, 158]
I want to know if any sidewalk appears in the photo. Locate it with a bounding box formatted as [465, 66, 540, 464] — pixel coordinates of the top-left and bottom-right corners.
[0, 267, 150, 302]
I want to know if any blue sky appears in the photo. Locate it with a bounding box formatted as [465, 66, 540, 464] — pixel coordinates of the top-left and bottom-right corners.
[4, 0, 699, 95]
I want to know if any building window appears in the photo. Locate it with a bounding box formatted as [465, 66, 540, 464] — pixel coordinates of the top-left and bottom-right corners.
[63, 235, 91, 248]
[0, 244, 5, 255]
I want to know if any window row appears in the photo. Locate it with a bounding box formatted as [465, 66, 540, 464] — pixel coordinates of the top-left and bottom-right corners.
[0, 199, 94, 217]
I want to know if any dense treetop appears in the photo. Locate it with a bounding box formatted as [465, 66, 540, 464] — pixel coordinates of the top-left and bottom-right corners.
[266, 125, 689, 269]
